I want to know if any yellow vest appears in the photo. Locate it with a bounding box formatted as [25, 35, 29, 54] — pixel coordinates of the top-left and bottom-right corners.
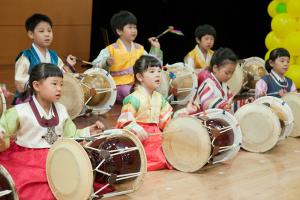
[107, 39, 144, 85]
[185, 46, 214, 69]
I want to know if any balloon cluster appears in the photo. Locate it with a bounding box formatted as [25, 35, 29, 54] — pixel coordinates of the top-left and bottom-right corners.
[266, 0, 300, 88]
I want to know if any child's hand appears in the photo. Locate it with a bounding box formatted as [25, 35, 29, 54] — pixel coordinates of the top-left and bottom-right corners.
[0, 132, 7, 151]
[259, 90, 267, 97]
[148, 37, 160, 48]
[245, 97, 254, 104]
[89, 120, 105, 135]
[0, 86, 13, 98]
[224, 104, 232, 112]
[106, 57, 114, 66]
[66, 55, 77, 67]
[186, 100, 200, 115]
[279, 89, 287, 97]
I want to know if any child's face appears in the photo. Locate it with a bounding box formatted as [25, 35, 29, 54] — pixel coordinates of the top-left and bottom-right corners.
[28, 21, 53, 49]
[33, 77, 63, 104]
[117, 24, 137, 43]
[213, 63, 236, 83]
[196, 34, 215, 51]
[270, 56, 290, 76]
[137, 67, 162, 92]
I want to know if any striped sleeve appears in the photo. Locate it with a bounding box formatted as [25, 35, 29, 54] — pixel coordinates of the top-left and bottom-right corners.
[198, 81, 228, 110]
[158, 96, 173, 130]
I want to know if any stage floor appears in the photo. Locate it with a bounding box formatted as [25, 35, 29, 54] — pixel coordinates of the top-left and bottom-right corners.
[74, 106, 300, 200]
[108, 137, 300, 200]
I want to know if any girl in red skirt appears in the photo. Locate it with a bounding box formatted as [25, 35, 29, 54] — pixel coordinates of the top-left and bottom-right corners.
[0, 63, 104, 200]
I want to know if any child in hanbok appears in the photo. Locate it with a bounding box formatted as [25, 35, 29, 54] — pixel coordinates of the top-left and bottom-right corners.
[255, 48, 296, 98]
[0, 63, 105, 200]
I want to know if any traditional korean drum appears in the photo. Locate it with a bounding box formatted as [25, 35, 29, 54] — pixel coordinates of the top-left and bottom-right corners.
[46, 129, 146, 200]
[59, 68, 117, 119]
[282, 92, 300, 137]
[227, 57, 267, 96]
[234, 100, 290, 153]
[162, 108, 242, 172]
[253, 96, 294, 139]
[156, 62, 198, 105]
[0, 165, 18, 200]
[0, 92, 6, 118]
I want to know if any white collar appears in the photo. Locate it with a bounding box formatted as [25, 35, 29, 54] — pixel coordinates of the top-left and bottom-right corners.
[32, 43, 51, 63]
[118, 39, 134, 52]
[196, 45, 211, 65]
[32, 95, 55, 119]
[271, 70, 286, 82]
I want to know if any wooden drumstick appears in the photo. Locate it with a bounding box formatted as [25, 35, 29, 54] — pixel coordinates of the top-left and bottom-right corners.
[155, 26, 174, 39]
[75, 57, 94, 66]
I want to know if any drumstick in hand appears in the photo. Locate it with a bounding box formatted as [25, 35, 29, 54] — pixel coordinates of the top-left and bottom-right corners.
[155, 26, 174, 39]
[74, 57, 94, 66]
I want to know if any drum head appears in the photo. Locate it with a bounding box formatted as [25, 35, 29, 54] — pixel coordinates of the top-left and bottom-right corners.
[226, 62, 244, 96]
[202, 109, 242, 163]
[0, 92, 5, 118]
[243, 57, 267, 89]
[59, 73, 85, 119]
[0, 165, 19, 200]
[46, 139, 94, 200]
[282, 93, 300, 137]
[234, 104, 281, 153]
[254, 96, 294, 139]
[84, 68, 117, 115]
[164, 63, 198, 105]
[162, 116, 211, 172]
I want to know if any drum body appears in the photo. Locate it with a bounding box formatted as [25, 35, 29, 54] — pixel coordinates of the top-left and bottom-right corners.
[162, 109, 242, 172]
[59, 68, 116, 119]
[282, 93, 300, 137]
[254, 96, 294, 139]
[234, 103, 282, 153]
[0, 165, 18, 200]
[227, 57, 267, 96]
[0, 92, 6, 118]
[156, 63, 198, 105]
[46, 129, 146, 200]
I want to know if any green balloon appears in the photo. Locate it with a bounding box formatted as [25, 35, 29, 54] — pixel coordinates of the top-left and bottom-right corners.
[276, 3, 287, 13]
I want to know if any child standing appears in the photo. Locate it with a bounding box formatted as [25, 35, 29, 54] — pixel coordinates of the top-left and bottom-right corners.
[116, 55, 198, 171]
[184, 24, 216, 71]
[14, 13, 76, 105]
[197, 48, 253, 113]
[255, 48, 296, 98]
[92, 10, 163, 103]
[0, 63, 104, 200]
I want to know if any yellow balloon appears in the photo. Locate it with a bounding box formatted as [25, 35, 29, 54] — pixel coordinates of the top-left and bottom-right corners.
[276, 0, 288, 2]
[264, 49, 273, 61]
[271, 14, 297, 38]
[287, 0, 300, 18]
[285, 64, 300, 88]
[283, 32, 300, 56]
[294, 56, 300, 65]
[268, 1, 278, 18]
[265, 31, 282, 50]
[290, 56, 296, 65]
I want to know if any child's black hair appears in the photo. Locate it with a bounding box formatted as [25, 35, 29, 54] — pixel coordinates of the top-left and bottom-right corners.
[25, 13, 52, 32]
[110, 10, 137, 36]
[265, 48, 290, 73]
[195, 24, 216, 40]
[28, 63, 63, 95]
[133, 55, 162, 85]
[207, 47, 238, 72]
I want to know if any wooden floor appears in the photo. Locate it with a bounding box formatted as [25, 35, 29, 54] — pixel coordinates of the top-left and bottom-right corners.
[2, 64, 300, 200]
[73, 105, 300, 200]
